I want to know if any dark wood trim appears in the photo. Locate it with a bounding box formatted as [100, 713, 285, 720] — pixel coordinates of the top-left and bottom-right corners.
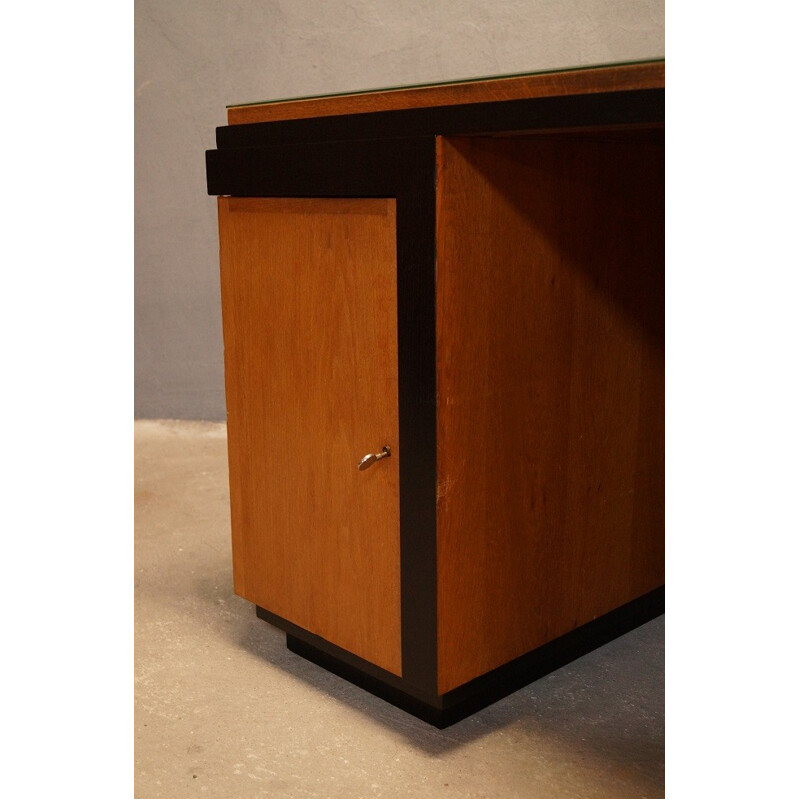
[215, 89, 663, 150]
[276, 587, 664, 728]
[210, 137, 440, 699]
[206, 138, 426, 198]
[286, 635, 446, 725]
[393, 143, 439, 697]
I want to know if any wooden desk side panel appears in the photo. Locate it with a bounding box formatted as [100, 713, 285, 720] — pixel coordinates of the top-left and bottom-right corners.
[218, 197, 402, 676]
[435, 134, 665, 694]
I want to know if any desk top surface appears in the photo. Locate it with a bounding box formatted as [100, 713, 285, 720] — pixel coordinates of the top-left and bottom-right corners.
[226, 60, 665, 126]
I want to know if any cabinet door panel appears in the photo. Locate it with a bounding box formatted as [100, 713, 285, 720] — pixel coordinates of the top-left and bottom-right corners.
[218, 197, 402, 676]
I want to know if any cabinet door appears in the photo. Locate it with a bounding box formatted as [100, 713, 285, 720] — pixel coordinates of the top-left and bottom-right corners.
[218, 197, 402, 676]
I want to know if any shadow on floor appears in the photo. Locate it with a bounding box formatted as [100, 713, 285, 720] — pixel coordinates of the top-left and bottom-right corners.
[194, 568, 663, 779]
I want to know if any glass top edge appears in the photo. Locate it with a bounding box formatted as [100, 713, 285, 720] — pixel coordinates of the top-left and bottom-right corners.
[226, 58, 665, 110]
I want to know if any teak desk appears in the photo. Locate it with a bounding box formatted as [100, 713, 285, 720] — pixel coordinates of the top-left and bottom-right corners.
[205, 61, 665, 727]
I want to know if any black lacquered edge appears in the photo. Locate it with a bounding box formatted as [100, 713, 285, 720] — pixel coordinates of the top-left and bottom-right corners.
[215, 89, 664, 149]
[286, 635, 449, 726]
[206, 138, 419, 198]
[270, 586, 664, 728]
[212, 138, 439, 699]
[393, 142, 438, 697]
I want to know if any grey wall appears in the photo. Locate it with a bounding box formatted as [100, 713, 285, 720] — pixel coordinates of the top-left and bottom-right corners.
[135, 0, 664, 420]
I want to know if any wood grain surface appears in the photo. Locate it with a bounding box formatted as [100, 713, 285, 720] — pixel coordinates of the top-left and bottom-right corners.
[435, 132, 664, 693]
[218, 197, 402, 675]
[227, 62, 664, 125]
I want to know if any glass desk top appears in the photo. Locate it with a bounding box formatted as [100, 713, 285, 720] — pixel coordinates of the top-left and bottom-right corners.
[227, 58, 664, 110]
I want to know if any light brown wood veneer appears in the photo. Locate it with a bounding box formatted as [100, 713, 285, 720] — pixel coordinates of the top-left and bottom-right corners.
[218, 197, 402, 676]
[435, 133, 664, 694]
[227, 62, 664, 125]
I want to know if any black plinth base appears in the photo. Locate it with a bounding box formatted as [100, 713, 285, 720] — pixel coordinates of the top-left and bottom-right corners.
[261, 586, 664, 728]
[286, 635, 452, 727]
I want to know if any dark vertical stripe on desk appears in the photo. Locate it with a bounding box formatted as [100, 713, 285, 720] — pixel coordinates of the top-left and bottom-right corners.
[394, 140, 438, 698]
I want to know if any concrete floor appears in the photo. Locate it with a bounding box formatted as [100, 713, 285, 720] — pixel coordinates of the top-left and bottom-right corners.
[134, 419, 665, 799]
